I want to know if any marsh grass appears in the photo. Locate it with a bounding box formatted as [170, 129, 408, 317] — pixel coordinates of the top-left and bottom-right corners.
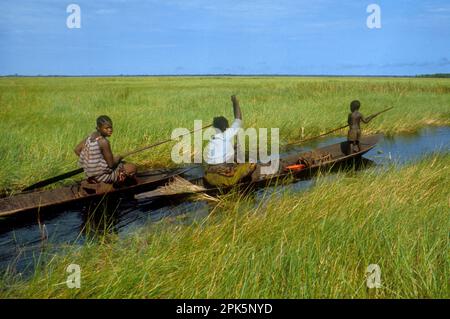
[0, 76, 449, 190]
[1, 153, 448, 298]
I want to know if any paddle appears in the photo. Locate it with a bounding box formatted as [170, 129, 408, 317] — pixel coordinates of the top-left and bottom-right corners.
[22, 124, 213, 192]
[287, 106, 393, 146]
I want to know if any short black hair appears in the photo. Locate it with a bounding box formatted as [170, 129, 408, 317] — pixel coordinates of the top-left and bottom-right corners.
[350, 100, 360, 112]
[213, 116, 229, 132]
[96, 115, 113, 127]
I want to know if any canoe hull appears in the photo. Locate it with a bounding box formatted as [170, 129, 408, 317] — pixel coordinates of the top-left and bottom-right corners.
[137, 134, 382, 199]
[219, 134, 381, 190]
[0, 168, 187, 217]
[0, 134, 382, 217]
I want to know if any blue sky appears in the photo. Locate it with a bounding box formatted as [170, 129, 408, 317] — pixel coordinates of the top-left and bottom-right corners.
[0, 0, 449, 75]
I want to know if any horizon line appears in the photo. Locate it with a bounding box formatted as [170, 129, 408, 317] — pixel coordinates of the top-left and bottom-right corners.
[1, 73, 449, 78]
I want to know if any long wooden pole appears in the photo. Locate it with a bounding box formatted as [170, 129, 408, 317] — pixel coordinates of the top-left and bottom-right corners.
[22, 124, 212, 192]
[287, 106, 393, 146]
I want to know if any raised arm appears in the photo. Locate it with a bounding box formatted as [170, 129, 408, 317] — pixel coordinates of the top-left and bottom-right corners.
[231, 95, 242, 120]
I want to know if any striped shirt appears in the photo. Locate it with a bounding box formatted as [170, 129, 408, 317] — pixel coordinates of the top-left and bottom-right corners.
[78, 136, 119, 183]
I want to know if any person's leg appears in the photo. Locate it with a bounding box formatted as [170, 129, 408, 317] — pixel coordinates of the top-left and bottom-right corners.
[349, 141, 355, 153]
[356, 130, 361, 152]
[113, 162, 137, 185]
[348, 129, 357, 154]
[123, 163, 137, 176]
[122, 163, 137, 185]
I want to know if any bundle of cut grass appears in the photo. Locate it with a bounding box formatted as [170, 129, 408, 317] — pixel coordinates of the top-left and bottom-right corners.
[135, 176, 219, 202]
[160, 176, 206, 194]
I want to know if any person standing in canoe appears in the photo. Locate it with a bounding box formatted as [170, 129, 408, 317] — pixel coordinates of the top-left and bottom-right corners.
[74, 115, 137, 185]
[347, 100, 374, 153]
[204, 95, 256, 187]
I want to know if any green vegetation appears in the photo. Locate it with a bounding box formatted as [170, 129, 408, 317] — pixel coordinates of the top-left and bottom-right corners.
[0, 76, 449, 190]
[1, 154, 448, 298]
[0, 77, 448, 298]
[417, 73, 450, 78]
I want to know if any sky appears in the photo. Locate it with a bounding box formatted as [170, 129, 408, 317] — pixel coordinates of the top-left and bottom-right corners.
[0, 0, 449, 76]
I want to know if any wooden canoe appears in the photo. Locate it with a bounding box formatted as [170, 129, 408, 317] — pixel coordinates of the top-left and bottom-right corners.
[0, 134, 382, 217]
[265, 133, 382, 182]
[0, 167, 189, 217]
[136, 134, 382, 199]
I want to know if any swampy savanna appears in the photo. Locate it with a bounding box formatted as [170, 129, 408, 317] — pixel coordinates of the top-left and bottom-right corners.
[0, 76, 449, 298]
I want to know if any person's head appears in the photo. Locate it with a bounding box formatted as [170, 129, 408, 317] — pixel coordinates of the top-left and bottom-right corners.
[350, 100, 361, 112]
[213, 116, 229, 132]
[96, 115, 113, 137]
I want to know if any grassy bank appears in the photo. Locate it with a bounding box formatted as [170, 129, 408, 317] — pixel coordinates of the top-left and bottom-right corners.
[1, 153, 448, 298]
[0, 76, 449, 190]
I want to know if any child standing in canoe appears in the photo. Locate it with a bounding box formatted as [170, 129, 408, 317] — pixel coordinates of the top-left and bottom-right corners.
[74, 115, 136, 185]
[347, 100, 373, 153]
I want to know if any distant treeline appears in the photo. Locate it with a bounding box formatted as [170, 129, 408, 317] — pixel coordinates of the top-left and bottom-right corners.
[416, 73, 450, 78]
[2, 73, 450, 78]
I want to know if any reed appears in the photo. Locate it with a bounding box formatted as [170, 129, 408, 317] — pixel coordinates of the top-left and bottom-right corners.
[0, 76, 449, 191]
[1, 153, 448, 298]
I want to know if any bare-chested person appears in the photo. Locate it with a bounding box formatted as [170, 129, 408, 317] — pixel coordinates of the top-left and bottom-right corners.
[347, 100, 373, 153]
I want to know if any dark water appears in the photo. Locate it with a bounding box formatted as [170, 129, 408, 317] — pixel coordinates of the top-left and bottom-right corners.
[1, 126, 449, 275]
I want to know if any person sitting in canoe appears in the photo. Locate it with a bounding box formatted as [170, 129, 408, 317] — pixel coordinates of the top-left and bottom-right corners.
[347, 100, 374, 153]
[204, 95, 256, 187]
[74, 115, 137, 185]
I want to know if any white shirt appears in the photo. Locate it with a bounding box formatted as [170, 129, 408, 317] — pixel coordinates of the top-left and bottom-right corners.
[205, 119, 242, 164]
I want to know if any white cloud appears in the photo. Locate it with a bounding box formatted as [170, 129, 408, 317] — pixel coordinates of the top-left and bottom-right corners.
[94, 8, 119, 15]
[426, 5, 450, 13]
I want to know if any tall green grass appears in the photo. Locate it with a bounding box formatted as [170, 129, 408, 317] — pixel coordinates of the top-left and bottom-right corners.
[2, 154, 448, 298]
[0, 77, 449, 190]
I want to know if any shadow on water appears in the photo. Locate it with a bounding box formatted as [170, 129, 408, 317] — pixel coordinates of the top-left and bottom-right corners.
[0, 126, 449, 275]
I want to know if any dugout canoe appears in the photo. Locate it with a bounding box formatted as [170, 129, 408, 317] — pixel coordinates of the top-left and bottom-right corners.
[0, 167, 189, 217]
[267, 133, 382, 181]
[136, 134, 383, 200]
[0, 134, 382, 217]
